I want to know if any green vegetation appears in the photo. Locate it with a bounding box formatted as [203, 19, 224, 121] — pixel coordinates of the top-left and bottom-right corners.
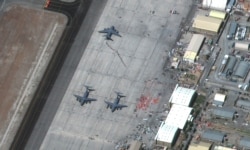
[184, 74, 196, 80]
[195, 95, 206, 105]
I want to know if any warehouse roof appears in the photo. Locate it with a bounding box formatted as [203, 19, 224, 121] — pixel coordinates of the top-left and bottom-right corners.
[234, 61, 249, 78]
[236, 99, 250, 108]
[183, 34, 205, 63]
[209, 10, 226, 20]
[214, 93, 226, 102]
[187, 34, 205, 52]
[192, 15, 222, 33]
[188, 141, 212, 150]
[234, 42, 249, 51]
[223, 56, 237, 75]
[214, 146, 235, 150]
[201, 130, 225, 142]
[202, 0, 227, 10]
[165, 104, 192, 129]
[169, 86, 196, 107]
[183, 51, 197, 63]
[155, 122, 179, 144]
[227, 22, 238, 38]
[212, 107, 235, 119]
[239, 137, 250, 149]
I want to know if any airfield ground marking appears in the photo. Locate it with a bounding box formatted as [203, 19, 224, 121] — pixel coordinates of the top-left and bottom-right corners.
[0, 23, 58, 148]
[105, 41, 127, 68]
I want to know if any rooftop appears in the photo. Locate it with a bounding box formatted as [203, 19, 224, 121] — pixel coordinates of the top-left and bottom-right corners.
[192, 15, 222, 33]
[214, 93, 226, 102]
[236, 99, 250, 108]
[201, 129, 225, 142]
[155, 123, 179, 144]
[239, 137, 250, 149]
[188, 141, 212, 150]
[209, 10, 226, 20]
[169, 86, 196, 107]
[165, 104, 192, 129]
[212, 107, 235, 119]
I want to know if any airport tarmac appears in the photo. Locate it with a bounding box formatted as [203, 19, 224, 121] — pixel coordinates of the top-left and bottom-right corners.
[0, 4, 67, 149]
[38, 0, 194, 149]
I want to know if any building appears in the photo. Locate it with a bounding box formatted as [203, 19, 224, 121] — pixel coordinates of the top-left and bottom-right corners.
[212, 107, 236, 120]
[171, 57, 180, 69]
[165, 104, 193, 129]
[233, 61, 249, 79]
[155, 123, 179, 147]
[213, 93, 226, 107]
[183, 51, 197, 63]
[209, 10, 226, 20]
[188, 141, 212, 150]
[201, 129, 225, 143]
[128, 141, 142, 150]
[202, 0, 228, 11]
[243, 2, 250, 12]
[169, 85, 197, 107]
[227, 22, 238, 40]
[234, 42, 249, 51]
[214, 146, 235, 150]
[226, 0, 235, 12]
[222, 55, 237, 76]
[183, 34, 205, 63]
[192, 15, 222, 35]
[235, 99, 250, 110]
[239, 137, 250, 149]
[219, 55, 229, 73]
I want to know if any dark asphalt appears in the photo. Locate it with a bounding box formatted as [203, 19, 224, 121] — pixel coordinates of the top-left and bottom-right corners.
[10, 0, 107, 149]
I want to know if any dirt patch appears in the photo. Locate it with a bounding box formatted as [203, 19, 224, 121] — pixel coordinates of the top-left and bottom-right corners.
[0, 3, 67, 144]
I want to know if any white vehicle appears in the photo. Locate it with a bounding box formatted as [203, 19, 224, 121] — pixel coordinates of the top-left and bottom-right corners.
[235, 27, 246, 40]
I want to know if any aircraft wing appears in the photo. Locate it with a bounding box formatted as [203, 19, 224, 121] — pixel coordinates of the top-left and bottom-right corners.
[116, 104, 128, 109]
[104, 101, 113, 106]
[85, 98, 97, 102]
[98, 28, 108, 33]
[74, 95, 82, 102]
[112, 31, 122, 37]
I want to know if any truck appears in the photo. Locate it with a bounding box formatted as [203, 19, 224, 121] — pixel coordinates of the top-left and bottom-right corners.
[227, 22, 238, 40]
[226, 0, 235, 13]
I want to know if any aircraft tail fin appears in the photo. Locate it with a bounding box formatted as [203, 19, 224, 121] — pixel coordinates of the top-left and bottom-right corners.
[115, 91, 126, 98]
[84, 85, 95, 91]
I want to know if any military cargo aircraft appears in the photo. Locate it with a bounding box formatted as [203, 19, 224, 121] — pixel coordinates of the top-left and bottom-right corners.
[74, 86, 97, 106]
[105, 92, 127, 112]
[98, 26, 121, 41]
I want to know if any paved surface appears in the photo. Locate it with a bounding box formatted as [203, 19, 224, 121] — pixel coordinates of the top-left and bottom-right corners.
[34, 0, 193, 149]
[25, 0, 108, 149]
[0, 3, 67, 149]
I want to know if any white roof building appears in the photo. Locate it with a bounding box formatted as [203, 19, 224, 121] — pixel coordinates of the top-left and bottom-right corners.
[155, 122, 179, 146]
[169, 85, 196, 107]
[183, 34, 205, 63]
[202, 0, 228, 11]
[165, 104, 193, 129]
[213, 93, 226, 107]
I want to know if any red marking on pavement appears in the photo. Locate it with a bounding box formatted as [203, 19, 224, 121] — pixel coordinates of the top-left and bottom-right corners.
[44, 0, 51, 8]
[136, 94, 159, 110]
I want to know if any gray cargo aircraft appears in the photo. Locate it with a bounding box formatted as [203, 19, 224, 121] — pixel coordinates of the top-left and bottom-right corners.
[98, 26, 121, 41]
[105, 92, 128, 112]
[74, 86, 97, 106]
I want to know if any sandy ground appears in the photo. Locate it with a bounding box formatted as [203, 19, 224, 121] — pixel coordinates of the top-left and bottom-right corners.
[0, 3, 67, 149]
